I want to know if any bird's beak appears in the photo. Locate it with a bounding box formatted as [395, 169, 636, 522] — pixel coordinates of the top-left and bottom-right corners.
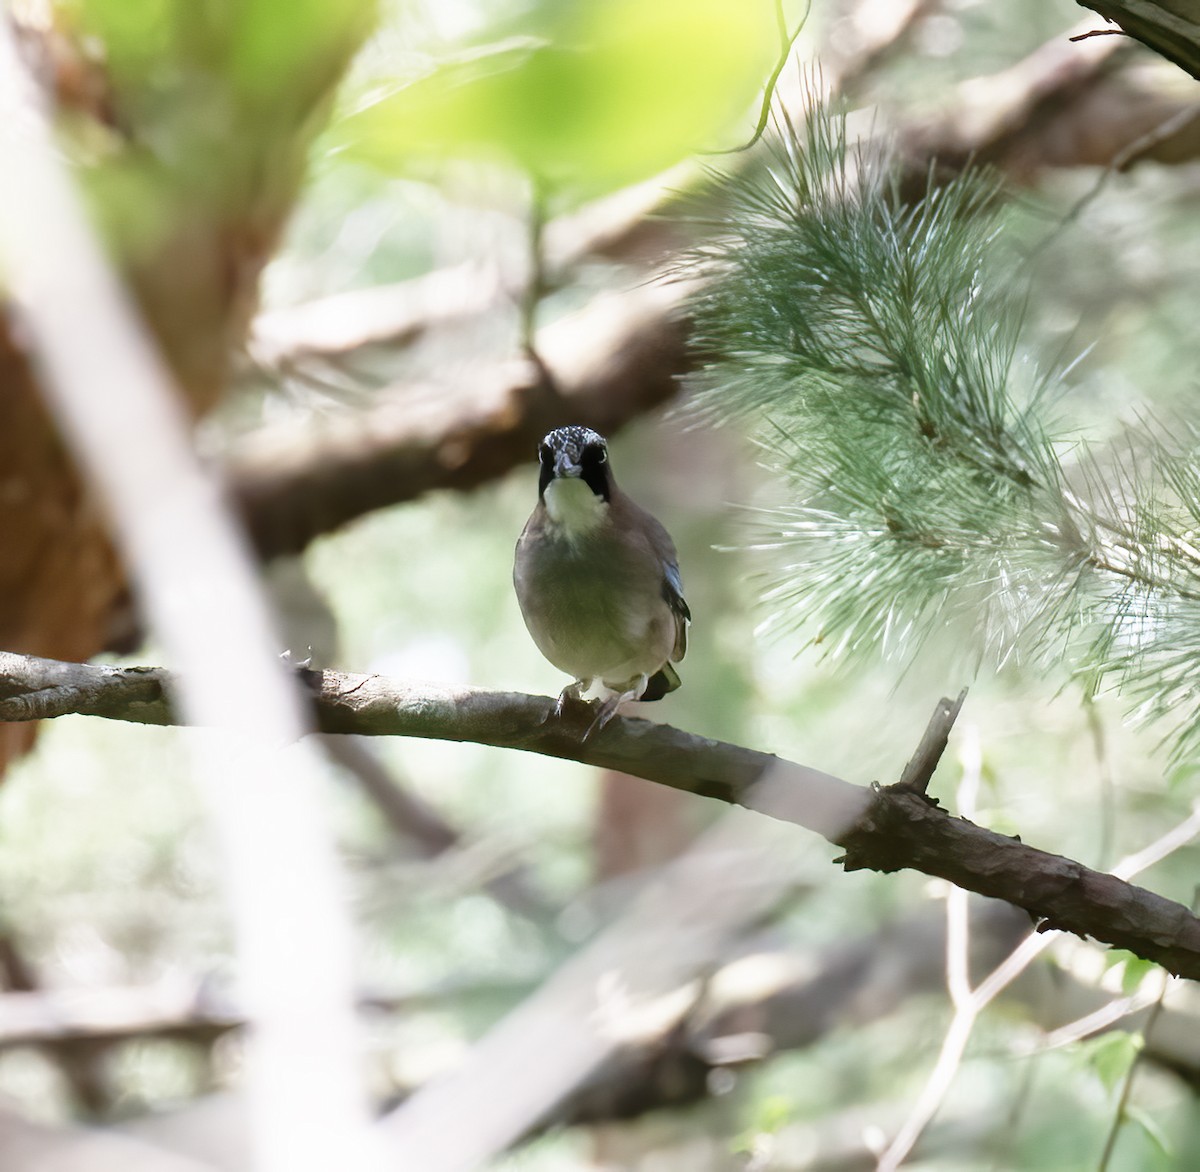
[553, 450, 581, 479]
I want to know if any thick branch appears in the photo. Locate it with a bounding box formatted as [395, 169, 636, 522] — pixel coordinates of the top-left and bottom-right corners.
[227, 280, 692, 560]
[4, 651, 1200, 980]
[1077, 0, 1200, 78]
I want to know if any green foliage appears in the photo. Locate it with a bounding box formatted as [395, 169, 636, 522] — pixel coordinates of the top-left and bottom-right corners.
[1081, 1030, 1142, 1094]
[56, 0, 375, 248]
[338, 0, 775, 194]
[60, 0, 374, 108]
[1124, 1103, 1174, 1162]
[689, 106, 1200, 758]
[1104, 949, 1162, 996]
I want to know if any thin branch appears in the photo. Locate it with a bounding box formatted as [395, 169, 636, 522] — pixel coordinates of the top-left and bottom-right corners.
[712, 0, 811, 154]
[5, 652, 1200, 979]
[1076, 1, 1200, 80]
[875, 722, 984, 1171]
[1096, 969, 1171, 1170]
[1070, 28, 1131, 41]
[895, 689, 967, 794]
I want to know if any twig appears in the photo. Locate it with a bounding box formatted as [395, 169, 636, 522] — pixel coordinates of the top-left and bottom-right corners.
[1095, 968, 1171, 1170]
[1051, 103, 1200, 239]
[711, 0, 811, 154]
[875, 722, 982, 1171]
[1085, 693, 1117, 870]
[894, 689, 967, 795]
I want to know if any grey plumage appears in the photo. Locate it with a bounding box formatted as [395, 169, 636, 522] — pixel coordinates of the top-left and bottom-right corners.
[514, 426, 689, 728]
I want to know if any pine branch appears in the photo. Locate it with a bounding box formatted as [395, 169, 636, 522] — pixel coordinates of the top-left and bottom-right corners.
[3, 650, 1200, 979]
[689, 106, 1200, 755]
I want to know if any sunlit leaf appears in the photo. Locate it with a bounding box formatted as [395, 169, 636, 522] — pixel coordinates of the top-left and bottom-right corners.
[57, 0, 374, 106]
[1081, 1030, 1142, 1093]
[339, 0, 775, 191]
[1103, 949, 1161, 995]
[228, 0, 376, 105]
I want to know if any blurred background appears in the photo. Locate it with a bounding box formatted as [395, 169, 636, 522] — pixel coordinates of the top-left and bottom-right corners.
[4, 0, 1200, 1167]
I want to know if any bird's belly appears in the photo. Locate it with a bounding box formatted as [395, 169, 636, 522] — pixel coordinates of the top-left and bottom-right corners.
[514, 549, 673, 687]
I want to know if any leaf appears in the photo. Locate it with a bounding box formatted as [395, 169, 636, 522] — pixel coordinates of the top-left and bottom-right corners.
[228, 0, 375, 106]
[1082, 1030, 1142, 1093]
[338, 0, 775, 192]
[60, 0, 374, 108]
[1121, 957, 1160, 996]
[1103, 949, 1161, 995]
[1125, 1103, 1173, 1160]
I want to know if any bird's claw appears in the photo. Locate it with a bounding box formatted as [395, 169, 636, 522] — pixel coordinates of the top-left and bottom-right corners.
[582, 696, 621, 742]
[279, 648, 314, 669]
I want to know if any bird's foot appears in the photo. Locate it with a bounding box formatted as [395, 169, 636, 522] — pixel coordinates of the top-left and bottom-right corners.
[582, 682, 642, 741]
[583, 698, 620, 741]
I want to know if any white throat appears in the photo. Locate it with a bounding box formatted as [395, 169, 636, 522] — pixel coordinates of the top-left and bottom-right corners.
[544, 477, 608, 540]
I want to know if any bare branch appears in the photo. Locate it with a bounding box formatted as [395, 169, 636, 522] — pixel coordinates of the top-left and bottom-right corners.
[4, 651, 1200, 979]
[894, 689, 967, 795]
[228, 279, 693, 559]
[0, 1107, 221, 1172]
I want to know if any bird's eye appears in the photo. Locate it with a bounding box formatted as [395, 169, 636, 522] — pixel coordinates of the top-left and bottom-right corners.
[538, 443, 551, 462]
[583, 443, 607, 465]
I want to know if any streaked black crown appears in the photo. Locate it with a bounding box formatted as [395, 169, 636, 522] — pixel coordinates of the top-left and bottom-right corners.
[538, 426, 611, 500]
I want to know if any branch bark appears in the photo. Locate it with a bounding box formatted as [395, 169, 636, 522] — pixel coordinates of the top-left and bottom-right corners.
[1077, 0, 1200, 78]
[228, 279, 693, 560]
[4, 651, 1200, 980]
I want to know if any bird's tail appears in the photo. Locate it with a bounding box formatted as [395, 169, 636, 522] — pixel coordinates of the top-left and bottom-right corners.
[641, 662, 681, 702]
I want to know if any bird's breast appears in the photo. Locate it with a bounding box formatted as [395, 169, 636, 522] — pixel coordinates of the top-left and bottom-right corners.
[514, 520, 674, 685]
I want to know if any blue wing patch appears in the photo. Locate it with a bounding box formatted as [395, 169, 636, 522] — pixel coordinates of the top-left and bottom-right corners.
[662, 563, 690, 661]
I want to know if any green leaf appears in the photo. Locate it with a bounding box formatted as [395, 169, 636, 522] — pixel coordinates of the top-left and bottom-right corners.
[1121, 957, 1160, 996]
[1082, 1030, 1142, 1093]
[339, 0, 775, 192]
[59, 0, 374, 109]
[1125, 1103, 1173, 1160]
[1103, 949, 1161, 995]
[228, 0, 376, 105]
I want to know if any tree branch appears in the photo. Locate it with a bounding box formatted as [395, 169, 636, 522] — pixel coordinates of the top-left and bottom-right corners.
[1077, 0, 1200, 79]
[227, 279, 693, 560]
[895, 689, 967, 794]
[4, 651, 1200, 980]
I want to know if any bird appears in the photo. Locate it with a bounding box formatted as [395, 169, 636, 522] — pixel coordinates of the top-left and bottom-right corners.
[514, 425, 690, 735]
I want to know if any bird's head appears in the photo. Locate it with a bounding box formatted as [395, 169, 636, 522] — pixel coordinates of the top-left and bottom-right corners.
[537, 426, 611, 502]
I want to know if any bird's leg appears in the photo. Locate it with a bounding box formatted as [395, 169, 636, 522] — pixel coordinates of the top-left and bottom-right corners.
[581, 676, 647, 741]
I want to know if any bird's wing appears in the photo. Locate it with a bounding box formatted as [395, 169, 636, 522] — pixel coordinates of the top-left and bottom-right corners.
[662, 560, 690, 661]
